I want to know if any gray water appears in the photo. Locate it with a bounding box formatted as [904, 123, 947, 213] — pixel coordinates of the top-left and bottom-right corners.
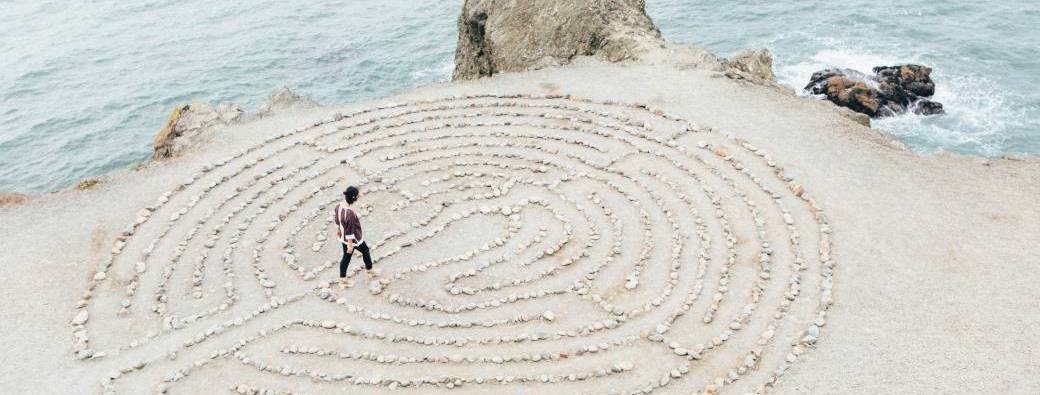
[650, 1, 1040, 158]
[1, 0, 1037, 193]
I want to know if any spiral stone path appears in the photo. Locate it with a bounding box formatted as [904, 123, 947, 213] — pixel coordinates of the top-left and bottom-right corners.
[71, 94, 836, 394]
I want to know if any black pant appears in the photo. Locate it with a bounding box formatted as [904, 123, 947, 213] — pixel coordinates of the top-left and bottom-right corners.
[340, 241, 373, 277]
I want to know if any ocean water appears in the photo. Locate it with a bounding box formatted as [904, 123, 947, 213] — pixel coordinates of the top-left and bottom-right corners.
[648, 1, 1040, 157]
[1, 1, 1037, 193]
[0, 0, 460, 193]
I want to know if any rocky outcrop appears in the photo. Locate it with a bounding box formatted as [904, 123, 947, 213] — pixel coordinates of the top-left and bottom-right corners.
[152, 87, 317, 160]
[77, 179, 101, 190]
[724, 48, 776, 83]
[258, 87, 319, 117]
[452, 0, 665, 80]
[874, 65, 935, 97]
[152, 102, 240, 160]
[833, 105, 872, 127]
[805, 65, 944, 118]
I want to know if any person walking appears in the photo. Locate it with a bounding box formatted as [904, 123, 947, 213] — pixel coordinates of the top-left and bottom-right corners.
[333, 186, 375, 289]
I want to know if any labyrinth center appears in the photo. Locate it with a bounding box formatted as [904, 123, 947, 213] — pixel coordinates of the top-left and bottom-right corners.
[74, 94, 836, 394]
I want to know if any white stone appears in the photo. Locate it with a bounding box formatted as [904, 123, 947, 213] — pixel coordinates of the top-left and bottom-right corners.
[72, 310, 89, 325]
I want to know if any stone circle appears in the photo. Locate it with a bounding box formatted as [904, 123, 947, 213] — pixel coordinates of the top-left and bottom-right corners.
[73, 94, 836, 394]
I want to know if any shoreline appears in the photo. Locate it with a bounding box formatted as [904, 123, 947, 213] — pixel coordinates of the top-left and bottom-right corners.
[4, 63, 1036, 206]
[2, 1, 1038, 391]
[2, 59, 1038, 393]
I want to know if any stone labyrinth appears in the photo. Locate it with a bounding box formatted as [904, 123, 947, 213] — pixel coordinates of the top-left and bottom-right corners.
[72, 94, 836, 395]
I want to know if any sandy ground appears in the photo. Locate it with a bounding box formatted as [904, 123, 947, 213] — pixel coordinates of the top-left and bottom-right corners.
[1, 58, 1037, 395]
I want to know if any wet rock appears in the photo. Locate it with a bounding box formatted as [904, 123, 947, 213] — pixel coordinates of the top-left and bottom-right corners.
[874, 65, 935, 97]
[804, 64, 944, 118]
[807, 72, 885, 116]
[452, 0, 664, 80]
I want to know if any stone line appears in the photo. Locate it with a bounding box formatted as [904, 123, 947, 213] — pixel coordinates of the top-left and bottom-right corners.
[74, 94, 835, 395]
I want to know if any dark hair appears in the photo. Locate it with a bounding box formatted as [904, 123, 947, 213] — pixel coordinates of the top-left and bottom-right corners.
[343, 186, 359, 204]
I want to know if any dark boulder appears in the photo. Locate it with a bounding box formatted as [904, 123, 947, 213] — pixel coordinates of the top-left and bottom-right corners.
[874, 65, 935, 96]
[807, 74, 883, 117]
[805, 64, 944, 118]
[911, 99, 945, 115]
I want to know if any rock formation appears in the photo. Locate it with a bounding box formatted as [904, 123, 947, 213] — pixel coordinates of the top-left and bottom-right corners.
[258, 87, 319, 117]
[805, 65, 944, 118]
[152, 102, 240, 160]
[452, 0, 665, 80]
[874, 65, 935, 96]
[152, 87, 317, 160]
[724, 48, 776, 83]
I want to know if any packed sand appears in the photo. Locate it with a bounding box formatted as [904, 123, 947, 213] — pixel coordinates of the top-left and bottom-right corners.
[1, 60, 1038, 394]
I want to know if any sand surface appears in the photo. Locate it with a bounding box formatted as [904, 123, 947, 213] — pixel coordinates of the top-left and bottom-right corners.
[1, 60, 1038, 394]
